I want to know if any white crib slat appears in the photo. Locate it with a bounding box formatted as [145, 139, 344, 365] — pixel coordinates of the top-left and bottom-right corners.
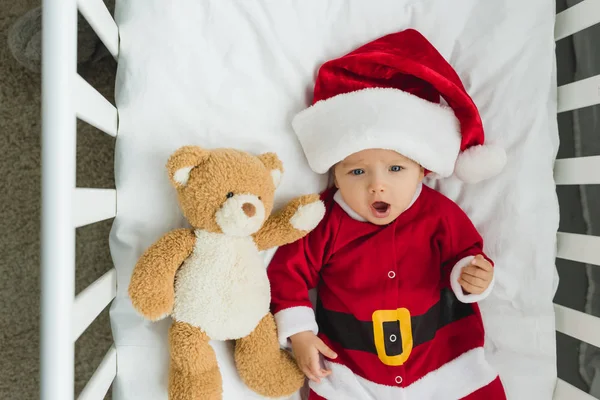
[76, 0, 119, 57]
[75, 74, 118, 136]
[74, 188, 116, 228]
[73, 268, 117, 341]
[554, 304, 600, 349]
[40, 0, 78, 399]
[557, 74, 600, 113]
[554, 156, 600, 185]
[555, 0, 600, 41]
[556, 232, 600, 266]
[554, 378, 597, 400]
[77, 345, 117, 400]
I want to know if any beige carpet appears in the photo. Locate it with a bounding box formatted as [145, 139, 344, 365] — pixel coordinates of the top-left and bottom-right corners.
[1, 1, 116, 398]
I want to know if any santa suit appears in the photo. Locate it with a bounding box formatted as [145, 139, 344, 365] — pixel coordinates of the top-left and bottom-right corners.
[267, 183, 506, 400]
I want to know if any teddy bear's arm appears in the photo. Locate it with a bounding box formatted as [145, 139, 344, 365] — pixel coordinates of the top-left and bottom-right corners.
[253, 194, 325, 251]
[128, 228, 196, 321]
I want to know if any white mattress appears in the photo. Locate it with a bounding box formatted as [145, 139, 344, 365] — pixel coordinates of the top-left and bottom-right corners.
[110, 1, 560, 399]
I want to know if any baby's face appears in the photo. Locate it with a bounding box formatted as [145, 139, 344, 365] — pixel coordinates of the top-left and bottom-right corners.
[333, 149, 424, 225]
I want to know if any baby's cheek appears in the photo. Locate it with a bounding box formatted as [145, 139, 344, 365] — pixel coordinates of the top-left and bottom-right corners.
[395, 192, 414, 211]
[346, 193, 368, 213]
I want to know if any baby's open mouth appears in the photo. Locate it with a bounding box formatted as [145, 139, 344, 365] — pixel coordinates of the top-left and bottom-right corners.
[371, 201, 391, 218]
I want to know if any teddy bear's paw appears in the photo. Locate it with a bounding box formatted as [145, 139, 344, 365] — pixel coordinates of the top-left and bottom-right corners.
[169, 322, 223, 400]
[290, 198, 325, 232]
[235, 314, 305, 397]
[130, 290, 174, 322]
[138, 303, 173, 322]
[153, 312, 171, 322]
[237, 348, 305, 398]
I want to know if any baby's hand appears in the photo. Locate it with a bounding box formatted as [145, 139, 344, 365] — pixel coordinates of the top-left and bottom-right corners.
[459, 255, 493, 295]
[290, 331, 337, 383]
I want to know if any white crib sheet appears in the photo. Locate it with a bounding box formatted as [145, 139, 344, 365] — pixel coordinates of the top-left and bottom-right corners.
[110, 1, 560, 399]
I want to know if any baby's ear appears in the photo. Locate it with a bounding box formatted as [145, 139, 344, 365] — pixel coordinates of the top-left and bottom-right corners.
[166, 146, 210, 188]
[258, 152, 284, 188]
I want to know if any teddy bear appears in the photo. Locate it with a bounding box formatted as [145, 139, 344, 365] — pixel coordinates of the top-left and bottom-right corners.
[128, 145, 326, 400]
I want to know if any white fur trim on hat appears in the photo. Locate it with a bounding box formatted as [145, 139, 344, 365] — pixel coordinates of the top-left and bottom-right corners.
[454, 144, 506, 184]
[292, 88, 462, 176]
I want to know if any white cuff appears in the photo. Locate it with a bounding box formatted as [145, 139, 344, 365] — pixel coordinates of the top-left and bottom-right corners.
[450, 256, 495, 303]
[274, 306, 319, 349]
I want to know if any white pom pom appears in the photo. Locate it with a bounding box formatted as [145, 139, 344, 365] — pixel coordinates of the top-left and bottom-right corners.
[454, 144, 506, 183]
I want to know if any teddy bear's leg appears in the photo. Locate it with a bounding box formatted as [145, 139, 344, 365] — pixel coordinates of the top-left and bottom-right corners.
[234, 313, 305, 398]
[169, 321, 222, 400]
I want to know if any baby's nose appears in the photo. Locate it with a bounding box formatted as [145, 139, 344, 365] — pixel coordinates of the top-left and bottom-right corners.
[242, 203, 256, 217]
[369, 182, 385, 193]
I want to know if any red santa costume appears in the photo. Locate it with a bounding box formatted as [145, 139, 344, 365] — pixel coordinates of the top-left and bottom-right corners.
[267, 29, 508, 400]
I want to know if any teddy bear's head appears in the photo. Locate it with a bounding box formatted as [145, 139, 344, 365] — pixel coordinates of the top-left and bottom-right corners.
[166, 146, 283, 236]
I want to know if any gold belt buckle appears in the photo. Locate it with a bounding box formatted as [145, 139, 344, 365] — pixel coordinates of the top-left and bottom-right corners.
[372, 308, 413, 366]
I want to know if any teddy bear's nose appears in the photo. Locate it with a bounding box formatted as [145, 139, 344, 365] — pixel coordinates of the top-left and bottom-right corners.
[242, 203, 256, 217]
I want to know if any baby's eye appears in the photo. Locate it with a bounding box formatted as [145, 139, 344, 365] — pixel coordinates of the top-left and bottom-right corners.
[390, 165, 403, 172]
[350, 169, 365, 176]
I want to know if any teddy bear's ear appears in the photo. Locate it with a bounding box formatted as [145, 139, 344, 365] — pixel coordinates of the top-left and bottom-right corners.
[166, 146, 210, 188]
[258, 152, 284, 188]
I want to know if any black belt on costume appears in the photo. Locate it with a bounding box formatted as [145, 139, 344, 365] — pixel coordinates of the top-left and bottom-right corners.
[316, 287, 474, 359]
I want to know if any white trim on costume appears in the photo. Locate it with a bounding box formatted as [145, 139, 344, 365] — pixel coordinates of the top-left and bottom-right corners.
[310, 347, 497, 400]
[450, 256, 496, 303]
[274, 306, 319, 349]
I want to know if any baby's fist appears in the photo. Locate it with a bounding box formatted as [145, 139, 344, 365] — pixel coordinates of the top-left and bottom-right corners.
[290, 331, 337, 383]
[459, 255, 493, 295]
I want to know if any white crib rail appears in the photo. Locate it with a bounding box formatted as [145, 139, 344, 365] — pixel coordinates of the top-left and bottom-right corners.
[74, 188, 117, 228]
[73, 268, 117, 341]
[554, 379, 598, 400]
[555, 0, 600, 41]
[41, 1, 77, 399]
[556, 232, 600, 266]
[553, 3, 600, 399]
[555, 304, 600, 350]
[40, 0, 119, 399]
[557, 74, 600, 113]
[76, 0, 119, 58]
[554, 156, 600, 185]
[77, 346, 117, 400]
[75, 75, 118, 137]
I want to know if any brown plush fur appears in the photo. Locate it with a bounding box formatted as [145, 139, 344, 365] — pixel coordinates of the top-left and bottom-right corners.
[256, 152, 284, 173]
[128, 146, 323, 399]
[235, 313, 305, 397]
[169, 322, 222, 400]
[166, 146, 279, 233]
[128, 228, 196, 321]
[253, 193, 321, 251]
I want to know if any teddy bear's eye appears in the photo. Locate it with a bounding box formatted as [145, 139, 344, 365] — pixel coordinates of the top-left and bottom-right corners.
[226, 192, 234, 199]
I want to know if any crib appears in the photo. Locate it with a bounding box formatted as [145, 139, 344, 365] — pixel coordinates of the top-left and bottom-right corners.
[39, 0, 600, 399]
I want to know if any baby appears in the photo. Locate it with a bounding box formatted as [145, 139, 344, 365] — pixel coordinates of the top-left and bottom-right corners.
[267, 29, 507, 400]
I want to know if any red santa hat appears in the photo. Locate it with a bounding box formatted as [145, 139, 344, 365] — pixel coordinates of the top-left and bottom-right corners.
[292, 29, 506, 183]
